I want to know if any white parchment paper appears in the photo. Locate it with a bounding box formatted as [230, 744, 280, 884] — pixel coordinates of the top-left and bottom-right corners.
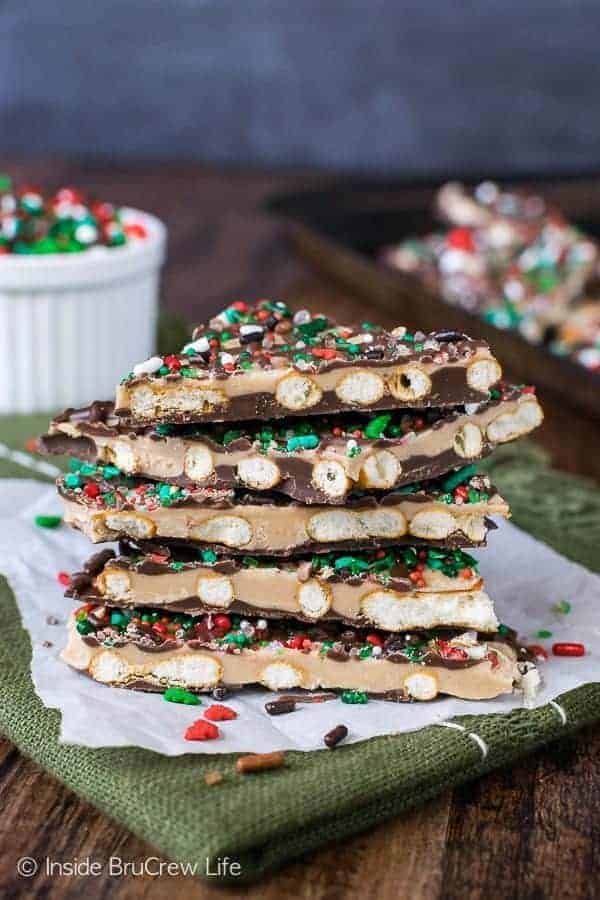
[0, 478, 598, 755]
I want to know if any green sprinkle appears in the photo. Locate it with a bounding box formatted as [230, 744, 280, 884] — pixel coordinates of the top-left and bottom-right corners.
[553, 600, 572, 615]
[341, 690, 369, 705]
[64, 473, 81, 489]
[76, 619, 94, 635]
[69, 458, 84, 472]
[536, 629, 553, 639]
[170, 561, 184, 571]
[110, 611, 129, 628]
[242, 556, 260, 568]
[164, 687, 201, 705]
[498, 624, 510, 636]
[287, 434, 319, 452]
[158, 365, 170, 376]
[102, 465, 121, 480]
[364, 414, 392, 439]
[359, 645, 373, 659]
[155, 424, 173, 436]
[200, 549, 218, 564]
[79, 463, 98, 476]
[440, 465, 477, 492]
[34, 515, 62, 529]
[334, 555, 370, 574]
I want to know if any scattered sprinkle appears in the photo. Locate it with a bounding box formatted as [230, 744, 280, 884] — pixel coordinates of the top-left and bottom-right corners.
[184, 719, 220, 741]
[552, 642, 585, 657]
[553, 600, 572, 615]
[265, 699, 296, 716]
[163, 687, 201, 706]
[35, 514, 62, 529]
[324, 724, 348, 749]
[204, 704, 237, 722]
[236, 751, 285, 774]
[341, 690, 369, 705]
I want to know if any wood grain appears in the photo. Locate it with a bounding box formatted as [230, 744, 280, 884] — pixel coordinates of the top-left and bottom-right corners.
[0, 159, 598, 898]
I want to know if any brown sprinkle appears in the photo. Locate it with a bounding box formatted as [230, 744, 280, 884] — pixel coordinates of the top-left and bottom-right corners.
[204, 771, 223, 786]
[265, 699, 296, 716]
[279, 692, 337, 704]
[236, 751, 285, 774]
[324, 724, 348, 749]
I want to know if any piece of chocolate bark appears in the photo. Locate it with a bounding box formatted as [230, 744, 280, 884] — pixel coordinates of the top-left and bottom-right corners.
[58, 466, 508, 553]
[114, 301, 503, 425]
[62, 609, 539, 702]
[40, 384, 542, 504]
[383, 182, 598, 340]
[66, 544, 497, 632]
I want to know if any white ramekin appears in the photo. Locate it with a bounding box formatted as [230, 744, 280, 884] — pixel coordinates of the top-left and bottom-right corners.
[0, 208, 167, 415]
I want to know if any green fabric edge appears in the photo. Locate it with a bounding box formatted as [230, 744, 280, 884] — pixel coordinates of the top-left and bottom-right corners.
[1, 418, 599, 883]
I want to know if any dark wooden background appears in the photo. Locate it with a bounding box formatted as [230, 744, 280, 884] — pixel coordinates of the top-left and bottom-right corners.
[1, 160, 599, 899]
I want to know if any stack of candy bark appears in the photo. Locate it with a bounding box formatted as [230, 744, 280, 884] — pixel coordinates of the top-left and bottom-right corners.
[40, 300, 545, 704]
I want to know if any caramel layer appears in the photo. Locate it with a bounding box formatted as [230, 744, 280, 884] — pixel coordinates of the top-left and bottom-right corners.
[78, 559, 493, 631]
[61, 490, 509, 554]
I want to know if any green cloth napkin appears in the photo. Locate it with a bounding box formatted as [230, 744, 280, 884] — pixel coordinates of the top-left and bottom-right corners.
[1, 415, 599, 883]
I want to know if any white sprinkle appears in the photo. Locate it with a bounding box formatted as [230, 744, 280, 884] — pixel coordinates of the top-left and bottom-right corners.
[183, 336, 210, 354]
[293, 309, 311, 325]
[220, 352, 235, 365]
[475, 181, 499, 205]
[133, 356, 163, 376]
[240, 324, 264, 336]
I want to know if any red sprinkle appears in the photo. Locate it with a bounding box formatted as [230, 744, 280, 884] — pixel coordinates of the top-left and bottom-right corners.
[552, 642, 585, 657]
[123, 222, 148, 240]
[84, 482, 100, 499]
[57, 571, 71, 587]
[437, 639, 468, 660]
[521, 385, 536, 394]
[527, 644, 549, 660]
[287, 634, 309, 650]
[149, 552, 169, 564]
[164, 354, 181, 371]
[74, 603, 96, 615]
[447, 227, 475, 252]
[231, 301, 248, 312]
[184, 719, 220, 741]
[204, 704, 237, 721]
[213, 614, 231, 632]
[312, 348, 337, 360]
[25, 437, 39, 453]
[366, 633, 384, 647]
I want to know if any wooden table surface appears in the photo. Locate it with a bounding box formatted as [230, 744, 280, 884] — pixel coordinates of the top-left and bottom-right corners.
[1, 160, 599, 900]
